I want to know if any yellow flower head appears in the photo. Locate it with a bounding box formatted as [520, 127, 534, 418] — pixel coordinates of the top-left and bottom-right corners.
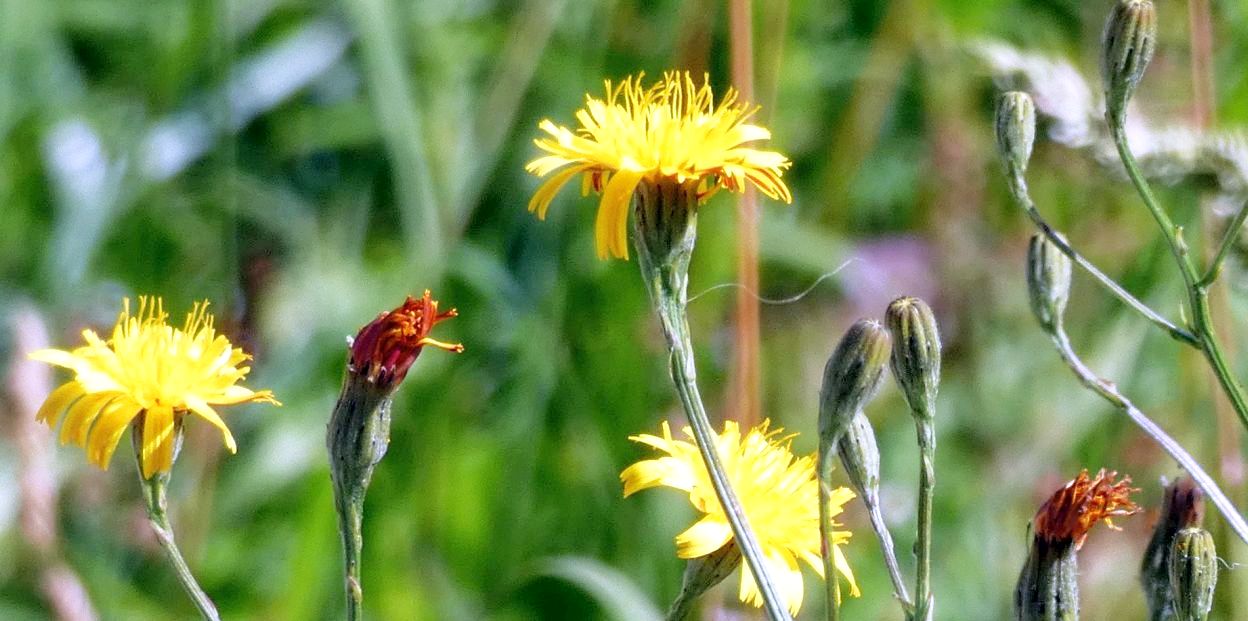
[621, 420, 858, 615]
[526, 71, 792, 260]
[29, 297, 279, 478]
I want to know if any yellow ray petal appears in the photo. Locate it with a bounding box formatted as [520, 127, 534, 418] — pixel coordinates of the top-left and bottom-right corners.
[185, 395, 237, 453]
[35, 381, 85, 425]
[141, 406, 176, 478]
[60, 392, 117, 447]
[675, 515, 732, 559]
[86, 399, 142, 469]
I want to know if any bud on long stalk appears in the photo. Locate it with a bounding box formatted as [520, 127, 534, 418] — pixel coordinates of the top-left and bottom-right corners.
[886, 297, 940, 421]
[885, 296, 941, 621]
[995, 91, 1036, 176]
[817, 320, 894, 619]
[1027, 234, 1073, 334]
[1101, 0, 1157, 126]
[1169, 528, 1217, 621]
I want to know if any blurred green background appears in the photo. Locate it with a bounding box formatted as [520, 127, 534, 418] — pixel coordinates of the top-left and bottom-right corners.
[3, 0, 1248, 619]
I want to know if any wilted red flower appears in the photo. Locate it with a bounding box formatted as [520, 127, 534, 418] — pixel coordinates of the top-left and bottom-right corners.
[349, 290, 463, 389]
[1033, 469, 1140, 549]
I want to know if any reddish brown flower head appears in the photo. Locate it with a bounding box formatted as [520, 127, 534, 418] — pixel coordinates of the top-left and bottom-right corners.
[1033, 469, 1140, 549]
[349, 290, 463, 388]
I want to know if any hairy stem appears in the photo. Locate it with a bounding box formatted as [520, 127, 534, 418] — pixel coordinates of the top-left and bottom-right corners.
[140, 475, 220, 621]
[1004, 170, 1196, 346]
[1048, 321, 1248, 544]
[1111, 126, 1248, 436]
[914, 420, 935, 621]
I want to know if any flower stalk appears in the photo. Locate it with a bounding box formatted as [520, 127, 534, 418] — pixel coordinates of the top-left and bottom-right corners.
[632, 179, 793, 621]
[133, 422, 219, 621]
[327, 292, 462, 621]
[817, 319, 895, 620]
[885, 296, 941, 621]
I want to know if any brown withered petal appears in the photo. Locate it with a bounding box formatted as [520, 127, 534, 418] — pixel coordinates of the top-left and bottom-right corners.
[349, 290, 464, 389]
[1033, 469, 1141, 549]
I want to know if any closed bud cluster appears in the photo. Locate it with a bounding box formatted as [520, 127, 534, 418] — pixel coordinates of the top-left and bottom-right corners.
[885, 296, 941, 422]
[1101, 0, 1157, 125]
[995, 91, 1036, 175]
[1027, 234, 1072, 333]
[1169, 528, 1217, 621]
[818, 319, 891, 450]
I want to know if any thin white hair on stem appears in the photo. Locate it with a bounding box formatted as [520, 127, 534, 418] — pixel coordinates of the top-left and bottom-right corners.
[687, 259, 858, 305]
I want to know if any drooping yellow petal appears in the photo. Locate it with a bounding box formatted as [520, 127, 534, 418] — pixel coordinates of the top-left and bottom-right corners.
[525, 71, 793, 260]
[594, 169, 643, 259]
[140, 406, 176, 478]
[675, 515, 732, 559]
[35, 381, 85, 425]
[27, 297, 279, 476]
[621, 418, 859, 615]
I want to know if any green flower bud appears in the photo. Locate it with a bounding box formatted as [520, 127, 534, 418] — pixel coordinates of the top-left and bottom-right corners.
[1141, 478, 1204, 621]
[1026, 233, 1072, 333]
[995, 91, 1036, 174]
[837, 411, 882, 505]
[818, 319, 891, 449]
[1015, 537, 1079, 621]
[885, 296, 941, 421]
[1101, 0, 1157, 126]
[666, 542, 742, 621]
[1169, 528, 1217, 621]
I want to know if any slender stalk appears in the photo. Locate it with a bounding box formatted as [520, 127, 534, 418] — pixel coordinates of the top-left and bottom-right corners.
[1110, 126, 1248, 435]
[660, 301, 792, 621]
[1046, 319, 1248, 545]
[139, 475, 220, 621]
[327, 374, 393, 621]
[859, 485, 913, 614]
[1004, 170, 1196, 345]
[1200, 200, 1248, 287]
[817, 469, 841, 621]
[913, 420, 935, 621]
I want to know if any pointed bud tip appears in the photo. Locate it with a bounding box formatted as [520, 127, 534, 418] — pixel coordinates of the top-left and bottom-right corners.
[885, 296, 941, 419]
[819, 319, 891, 445]
[1101, 0, 1157, 125]
[995, 91, 1036, 174]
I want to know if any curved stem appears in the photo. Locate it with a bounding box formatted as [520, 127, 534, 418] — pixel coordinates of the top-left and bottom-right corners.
[862, 490, 913, 615]
[1047, 321, 1248, 545]
[1111, 126, 1248, 435]
[1004, 169, 1196, 346]
[140, 476, 220, 621]
[1200, 199, 1248, 288]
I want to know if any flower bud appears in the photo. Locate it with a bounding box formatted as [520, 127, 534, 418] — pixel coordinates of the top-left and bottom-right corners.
[1141, 478, 1205, 620]
[995, 91, 1036, 174]
[885, 296, 941, 421]
[1026, 234, 1072, 333]
[818, 320, 891, 449]
[1169, 528, 1217, 621]
[1101, 0, 1157, 125]
[837, 412, 882, 506]
[667, 542, 742, 620]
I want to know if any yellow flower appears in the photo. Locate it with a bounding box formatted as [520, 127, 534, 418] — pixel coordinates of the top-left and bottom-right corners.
[29, 297, 279, 478]
[526, 71, 792, 260]
[621, 419, 858, 615]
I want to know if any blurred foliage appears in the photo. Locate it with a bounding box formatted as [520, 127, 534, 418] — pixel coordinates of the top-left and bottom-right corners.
[2, 0, 1248, 619]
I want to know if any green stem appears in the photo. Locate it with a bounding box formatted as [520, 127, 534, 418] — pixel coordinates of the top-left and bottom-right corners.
[1111, 126, 1248, 435]
[1200, 199, 1248, 287]
[1047, 320, 1248, 545]
[1005, 169, 1196, 346]
[635, 180, 792, 621]
[139, 475, 220, 621]
[658, 298, 792, 621]
[914, 420, 935, 621]
[327, 373, 393, 621]
[816, 472, 840, 621]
